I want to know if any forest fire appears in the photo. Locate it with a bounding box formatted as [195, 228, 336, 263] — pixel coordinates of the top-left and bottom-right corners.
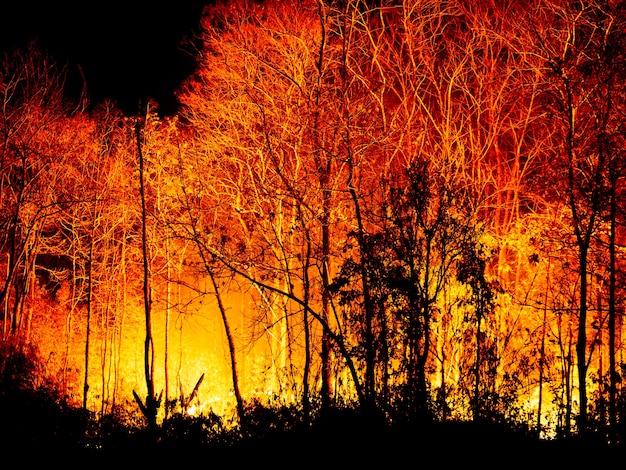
[1, 0, 625, 452]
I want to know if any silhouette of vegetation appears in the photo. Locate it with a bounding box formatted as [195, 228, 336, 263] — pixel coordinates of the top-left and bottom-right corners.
[1, 0, 626, 461]
[1, 343, 625, 464]
[0, 339, 91, 451]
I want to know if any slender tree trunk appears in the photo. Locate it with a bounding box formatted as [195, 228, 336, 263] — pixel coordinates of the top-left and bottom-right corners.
[313, 0, 332, 411]
[302, 237, 312, 422]
[83, 227, 95, 411]
[114, 227, 129, 412]
[608, 172, 617, 443]
[576, 248, 589, 436]
[164, 242, 171, 419]
[207, 269, 245, 429]
[136, 113, 158, 430]
[320, 199, 332, 409]
[564, 331, 574, 437]
[537, 260, 550, 438]
[342, 86, 376, 412]
[414, 241, 433, 420]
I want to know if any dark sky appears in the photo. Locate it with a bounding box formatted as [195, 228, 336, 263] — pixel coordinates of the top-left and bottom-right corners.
[0, 1, 209, 115]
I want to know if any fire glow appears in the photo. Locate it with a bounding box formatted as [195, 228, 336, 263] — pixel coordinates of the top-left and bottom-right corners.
[1, 0, 625, 444]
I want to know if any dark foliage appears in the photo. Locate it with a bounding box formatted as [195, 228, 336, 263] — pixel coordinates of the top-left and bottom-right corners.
[1, 342, 624, 466]
[238, 399, 305, 438]
[0, 339, 92, 453]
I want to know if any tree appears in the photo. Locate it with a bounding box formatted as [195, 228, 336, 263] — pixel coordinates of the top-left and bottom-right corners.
[177, 0, 368, 414]
[531, 0, 626, 436]
[0, 44, 81, 339]
[133, 105, 161, 431]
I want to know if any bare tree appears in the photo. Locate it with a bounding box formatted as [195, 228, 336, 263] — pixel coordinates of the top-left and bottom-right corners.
[133, 106, 160, 430]
[530, 0, 626, 436]
[0, 44, 78, 339]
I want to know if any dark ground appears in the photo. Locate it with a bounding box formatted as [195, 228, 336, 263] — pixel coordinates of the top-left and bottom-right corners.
[7, 414, 623, 468]
[0, 380, 622, 467]
[3, 346, 622, 466]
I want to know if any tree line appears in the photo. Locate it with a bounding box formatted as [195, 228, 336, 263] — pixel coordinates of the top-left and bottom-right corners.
[1, 0, 625, 443]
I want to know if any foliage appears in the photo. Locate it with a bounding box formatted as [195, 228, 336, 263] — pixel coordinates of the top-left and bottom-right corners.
[240, 399, 307, 438]
[0, 339, 93, 450]
[157, 410, 239, 449]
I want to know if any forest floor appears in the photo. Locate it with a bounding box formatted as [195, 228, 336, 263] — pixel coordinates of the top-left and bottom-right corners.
[3, 353, 622, 465]
[11, 418, 623, 468]
[1, 386, 622, 467]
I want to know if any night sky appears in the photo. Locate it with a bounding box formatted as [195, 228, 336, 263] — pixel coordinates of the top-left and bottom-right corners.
[0, 1, 209, 115]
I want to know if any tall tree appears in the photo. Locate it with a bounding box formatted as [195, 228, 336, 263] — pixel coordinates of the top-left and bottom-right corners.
[0, 44, 79, 339]
[531, 0, 626, 436]
[177, 0, 367, 412]
[134, 106, 160, 430]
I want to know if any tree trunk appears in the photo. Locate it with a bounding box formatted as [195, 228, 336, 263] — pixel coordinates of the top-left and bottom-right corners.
[82, 225, 95, 411]
[207, 269, 245, 429]
[302, 237, 312, 422]
[136, 112, 158, 430]
[608, 171, 617, 443]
